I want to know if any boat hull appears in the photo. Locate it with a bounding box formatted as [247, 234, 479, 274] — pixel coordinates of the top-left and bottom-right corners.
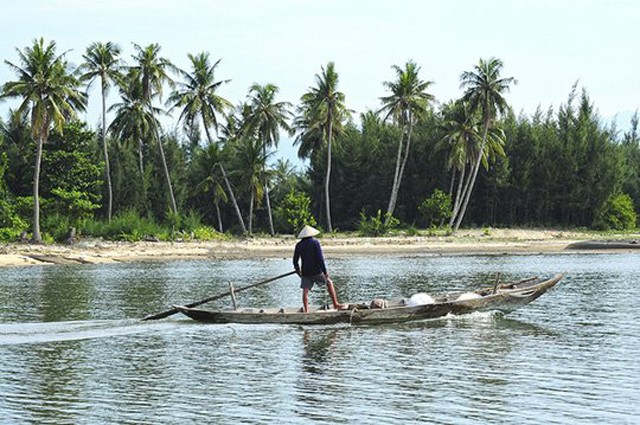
[174, 274, 563, 326]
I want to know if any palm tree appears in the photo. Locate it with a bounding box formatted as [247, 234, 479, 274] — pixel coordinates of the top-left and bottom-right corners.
[2, 38, 87, 242]
[233, 135, 271, 235]
[379, 60, 434, 224]
[271, 158, 298, 199]
[167, 52, 246, 232]
[293, 110, 324, 160]
[167, 52, 232, 143]
[0, 109, 32, 195]
[295, 62, 349, 232]
[108, 70, 162, 196]
[454, 57, 516, 230]
[243, 83, 292, 235]
[130, 43, 178, 214]
[193, 143, 228, 232]
[79, 41, 123, 221]
[436, 100, 481, 226]
[131, 43, 174, 104]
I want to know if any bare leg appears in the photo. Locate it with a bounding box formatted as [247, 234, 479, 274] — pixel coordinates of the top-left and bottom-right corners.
[326, 279, 343, 309]
[302, 288, 310, 313]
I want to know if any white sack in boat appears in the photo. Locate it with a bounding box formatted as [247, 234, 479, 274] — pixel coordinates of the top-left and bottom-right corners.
[407, 293, 434, 306]
[456, 292, 482, 301]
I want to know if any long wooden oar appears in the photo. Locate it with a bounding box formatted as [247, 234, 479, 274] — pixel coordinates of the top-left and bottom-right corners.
[142, 270, 297, 321]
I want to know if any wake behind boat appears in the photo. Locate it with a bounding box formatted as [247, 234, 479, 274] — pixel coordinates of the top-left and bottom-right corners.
[173, 274, 563, 326]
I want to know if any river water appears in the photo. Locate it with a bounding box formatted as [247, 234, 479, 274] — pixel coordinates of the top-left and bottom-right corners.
[0, 253, 639, 424]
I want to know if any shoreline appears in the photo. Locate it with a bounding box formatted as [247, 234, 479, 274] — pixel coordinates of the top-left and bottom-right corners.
[1, 229, 638, 268]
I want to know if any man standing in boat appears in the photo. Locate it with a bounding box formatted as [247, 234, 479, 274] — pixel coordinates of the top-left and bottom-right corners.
[293, 225, 344, 313]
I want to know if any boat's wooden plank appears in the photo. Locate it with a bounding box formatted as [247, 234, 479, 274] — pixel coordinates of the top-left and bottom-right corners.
[174, 274, 563, 326]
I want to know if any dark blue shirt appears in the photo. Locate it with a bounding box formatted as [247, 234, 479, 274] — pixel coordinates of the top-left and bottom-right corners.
[293, 237, 327, 277]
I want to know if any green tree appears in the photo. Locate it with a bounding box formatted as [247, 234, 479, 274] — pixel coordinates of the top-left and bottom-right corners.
[454, 57, 515, 230]
[243, 83, 292, 235]
[0, 143, 27, 235]
[358, 210, 399, 237]
[109, 70, 161, 211]
[167, 52, 245, 232]
[218, 113, 250, 234]
[328, 114, 393, 227]
[168, 52, 232, 143]
[594, 192, 637, 230]
[621, 112, 640, 216]
[275, 189, 317, 235]
[191, 143, 229, 232]
[79, 41, 123, 221]
[41, 121, 102, 223]
[295, 62, 350, 232]
[232, 134, 271, 235]
[564, 89, 624, 226]
[130, 43, 178, 214]
[419, 189, 453, 228]
[111, 142, 142, 215]
[270, 158, 300, 202]
[501, 107, 561, 226]
[147, 129, 187, 222]
[2, 38, 87, 242]
[379, 60, 434, 224]
[436, 100, 481, 226]
[0, 109, 33, 197]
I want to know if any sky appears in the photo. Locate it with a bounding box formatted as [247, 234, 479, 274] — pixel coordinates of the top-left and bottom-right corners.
[1, 0, 639, 166]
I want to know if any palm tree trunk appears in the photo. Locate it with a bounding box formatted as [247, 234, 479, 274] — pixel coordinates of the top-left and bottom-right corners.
[102, 87, 113, 221]
[203, 119, 245, 233]
[386, 128, 405, 221]
[448, 168, 456, 197]
[452, 164, 473, 226]
[263, 144, 274, 235]
[215, 200, 223, 233]
[31, 132, 44, 243]
[454, 120, 490, 231]
[453, 158, 479, 231]
[398, 120, 413, 190]
[386, 118, 414, 225]
[219, 163, 247, 234]
[248, 191, 254, 236]
[449, 165, 467, 227]
[264, 184, 274, 235]
[325, 117, 333, 233]
[136, 134, 147, 214]
[138, 138, 144, 176]
[156, 133, 178, 214]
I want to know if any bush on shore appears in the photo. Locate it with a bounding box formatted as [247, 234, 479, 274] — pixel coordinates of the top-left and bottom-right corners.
[0, 209, 228, 243]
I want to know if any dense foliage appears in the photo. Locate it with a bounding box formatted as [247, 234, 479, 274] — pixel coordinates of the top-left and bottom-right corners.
[274, 189, 317, 235]
[419, 189, 453, 228]
[0, 38, 638, 242]
[594, 193, 637, 231]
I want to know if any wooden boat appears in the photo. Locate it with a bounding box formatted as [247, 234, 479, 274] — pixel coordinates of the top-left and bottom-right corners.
[173, 274, 563, 326]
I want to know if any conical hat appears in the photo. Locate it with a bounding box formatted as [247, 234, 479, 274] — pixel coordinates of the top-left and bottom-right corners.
[298, 225, 320, 239]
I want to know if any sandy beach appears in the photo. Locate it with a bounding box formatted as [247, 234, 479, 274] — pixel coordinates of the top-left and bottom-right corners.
[0, 228, 638, 268]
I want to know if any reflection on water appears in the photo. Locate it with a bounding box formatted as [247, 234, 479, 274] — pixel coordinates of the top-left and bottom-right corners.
[1, 253, 639, 424]
[301, 329, 339, 375]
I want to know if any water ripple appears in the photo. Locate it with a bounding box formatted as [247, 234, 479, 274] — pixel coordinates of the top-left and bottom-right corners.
[1, 255, 640, 424]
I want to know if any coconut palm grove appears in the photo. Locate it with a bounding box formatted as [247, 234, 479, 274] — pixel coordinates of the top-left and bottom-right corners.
[0, 38, 638, 243]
